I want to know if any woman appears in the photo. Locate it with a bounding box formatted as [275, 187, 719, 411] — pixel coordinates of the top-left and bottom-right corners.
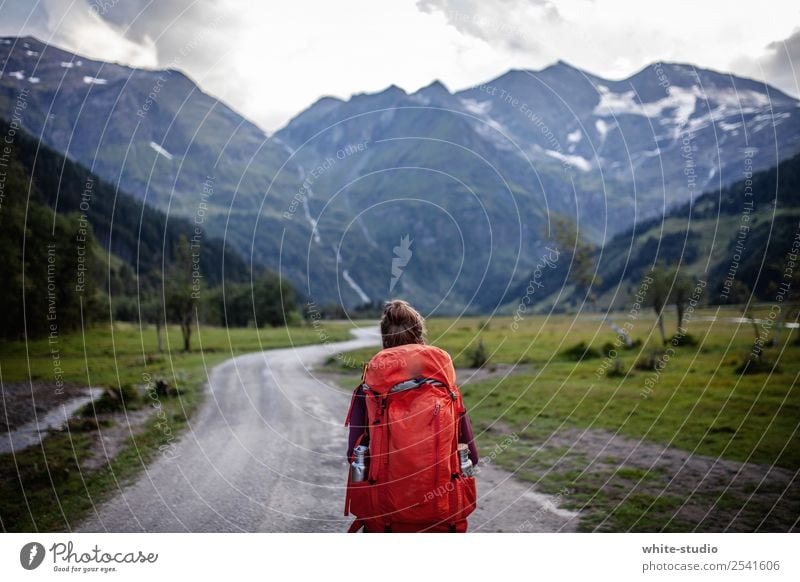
[345, 299, 479, 532]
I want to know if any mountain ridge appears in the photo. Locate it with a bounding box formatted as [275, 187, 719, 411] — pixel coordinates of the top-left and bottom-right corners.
[3, 35, 799, 313]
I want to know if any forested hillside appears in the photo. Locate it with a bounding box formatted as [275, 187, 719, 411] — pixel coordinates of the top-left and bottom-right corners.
[0, 120, 297, 341]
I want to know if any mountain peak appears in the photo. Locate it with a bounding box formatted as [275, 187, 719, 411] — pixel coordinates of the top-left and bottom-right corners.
[380, 83, 407, 96]
[550, 59, 581, 71]
[349, 83, 407, 102]
[414, 79, 451, 99]
[419, 79, 449, 92]
[311, 95, 345, 107]
[536, 59, 601, 81]
[1, 35, 43, 45]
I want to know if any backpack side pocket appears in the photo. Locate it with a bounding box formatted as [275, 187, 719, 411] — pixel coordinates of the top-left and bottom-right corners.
[345, 478, 375, 518]
[450, 473, 477, 521]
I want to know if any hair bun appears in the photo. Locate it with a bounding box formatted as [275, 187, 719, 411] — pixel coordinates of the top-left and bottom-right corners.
[380, 299, 426, 348]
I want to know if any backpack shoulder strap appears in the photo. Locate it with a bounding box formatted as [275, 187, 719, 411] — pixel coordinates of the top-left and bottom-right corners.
[453, 384, 466, 414]
[344, 363, 369, 427]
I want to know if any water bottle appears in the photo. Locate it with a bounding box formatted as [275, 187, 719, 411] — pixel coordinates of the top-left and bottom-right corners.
[350, 445, 368, 482]
[458, 443, 474, 477]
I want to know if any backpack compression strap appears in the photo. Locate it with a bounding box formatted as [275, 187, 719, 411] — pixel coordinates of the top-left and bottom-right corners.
[388, 377, 446, 393]
[357, 376, 453, 396]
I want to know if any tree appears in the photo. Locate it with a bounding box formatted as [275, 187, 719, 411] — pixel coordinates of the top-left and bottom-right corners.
[545, 214, 601, 307]
[141, 293, 166, 353]
[726, 281, 760, 345]
[253, 272, 297, 327]
[209, 272, 297, 328]
[0, 158, 100, 339]
[165, 235, 199, 351]
[644, 267, 670, 344]
[669, 267, 694, 334]
[726, 280, 752, 305]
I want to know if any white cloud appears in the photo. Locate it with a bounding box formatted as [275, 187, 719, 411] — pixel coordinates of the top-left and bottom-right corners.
[416, 0, 560, 51]
[0, 0, 797, 132]
[732, 28, 800, 99]
[0, 0, 157, 67]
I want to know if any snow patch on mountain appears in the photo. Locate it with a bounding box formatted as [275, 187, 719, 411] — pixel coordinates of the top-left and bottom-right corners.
[593, 85, 780, 142]
[595, 119, 614, 139]
[461, 98, 492, 116]
[411, 93, 431, 106]
[702, 88, 771, 109]
[148, 141, 174, 160]
[472, 118, 513, 148]
[342, 269, 370, 303]
[302, 197, 321, 244]
[544, 149, 592, 172]
[594, 85, 698, 125]
[718, 120, 743, 131]
[461, 97, 514, 149]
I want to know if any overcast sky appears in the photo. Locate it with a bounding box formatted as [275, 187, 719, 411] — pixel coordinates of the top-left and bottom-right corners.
[1, 0, 798, 132]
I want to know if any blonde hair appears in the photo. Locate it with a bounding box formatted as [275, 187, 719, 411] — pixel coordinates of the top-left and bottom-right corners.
[380, 299, 426, 349]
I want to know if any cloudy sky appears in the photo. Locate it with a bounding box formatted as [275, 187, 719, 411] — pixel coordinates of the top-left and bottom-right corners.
[1, 0, 798, 132]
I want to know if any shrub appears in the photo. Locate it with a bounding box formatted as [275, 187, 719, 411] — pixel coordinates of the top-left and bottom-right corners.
[562, 341, 601, 361]
[66, 418, 100, 432]
[634, 350, 665, 371]
[670, 333, 698, 347]
[467, 339, 489, 368]
[602, 338, 642, 356]
[627, 338, 643, 349]
[606, 359, 626, 378]
[735, 353, 780, 375]
[85, 384, 141, 415]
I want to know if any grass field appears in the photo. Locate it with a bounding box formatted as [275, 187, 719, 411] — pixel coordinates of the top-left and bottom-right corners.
[3, 307, 797, 532]
[324, 306, 800, 531]
[0, 321, 352, 532]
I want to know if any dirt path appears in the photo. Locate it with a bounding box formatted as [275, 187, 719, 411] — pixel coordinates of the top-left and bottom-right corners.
[77, 328, 577, 532]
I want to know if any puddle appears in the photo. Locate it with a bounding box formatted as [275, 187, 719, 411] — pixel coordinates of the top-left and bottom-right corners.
[0, 387, 104, 454]
[698, 316, 799, 328]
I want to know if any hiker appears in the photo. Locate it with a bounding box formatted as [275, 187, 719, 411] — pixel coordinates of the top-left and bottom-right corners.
[344, 299, 479, 533]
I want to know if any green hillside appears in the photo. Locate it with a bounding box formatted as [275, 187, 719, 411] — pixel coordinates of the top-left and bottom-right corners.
[597, 152, 800, 308]
[0, 119, 296, 339]
[505, 153, 800, 312]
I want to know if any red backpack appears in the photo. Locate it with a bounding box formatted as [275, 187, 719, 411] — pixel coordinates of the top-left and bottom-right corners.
[344, 343, 477, 532]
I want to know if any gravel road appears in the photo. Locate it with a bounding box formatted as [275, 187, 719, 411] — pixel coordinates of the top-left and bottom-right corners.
[78, 327, 577, 532]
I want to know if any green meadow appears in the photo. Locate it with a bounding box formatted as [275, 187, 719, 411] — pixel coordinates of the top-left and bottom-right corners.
[3, 307, 797, 532]
[325, 307, 800, 531]
[0, 322, 352, 532]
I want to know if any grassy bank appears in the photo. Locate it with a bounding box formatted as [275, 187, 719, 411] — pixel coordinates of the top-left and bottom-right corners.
[324, 307, 800, 531]
[0, 321, 352, 532]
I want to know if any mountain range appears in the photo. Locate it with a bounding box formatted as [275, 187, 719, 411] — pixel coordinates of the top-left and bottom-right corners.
[3, 36, 799, 313]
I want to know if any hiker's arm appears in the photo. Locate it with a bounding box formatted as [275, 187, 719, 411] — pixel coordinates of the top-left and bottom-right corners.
[346, 386, 367, 459]
[458, 411, 479, 466]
